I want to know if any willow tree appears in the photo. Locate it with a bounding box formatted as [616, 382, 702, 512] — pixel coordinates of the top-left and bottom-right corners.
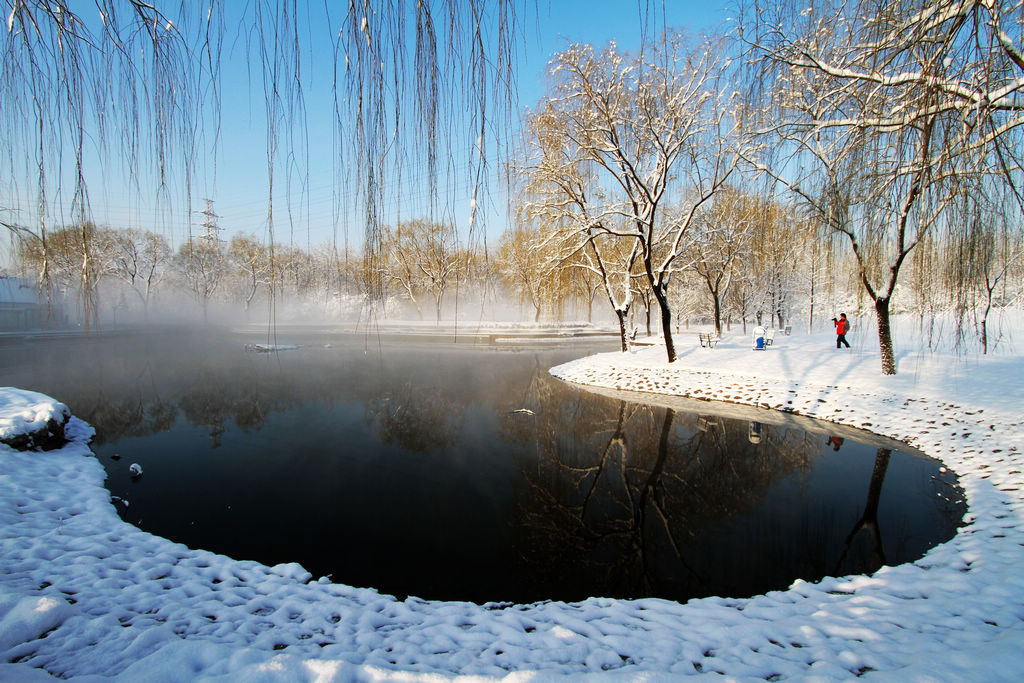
[329, 0, 524, 308]
[743, 0, 1024, 374]
[944, 180, 1024, 354]
[3, 1, 527, 328]
[1, 1, 216, 328]
[523, 35, 752, 362]
[686, 187, 757, 336]
[496, 222, 560, 323]
[518, 103, 643, 351]
[379, 219, 463, 321]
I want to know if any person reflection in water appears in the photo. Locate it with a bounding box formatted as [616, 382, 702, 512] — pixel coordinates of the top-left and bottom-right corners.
[748, 421, 763, 444]
[827, 435, 845, 451]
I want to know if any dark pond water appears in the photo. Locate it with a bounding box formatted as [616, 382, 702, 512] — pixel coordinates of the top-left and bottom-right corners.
[1, 328, 964, 604]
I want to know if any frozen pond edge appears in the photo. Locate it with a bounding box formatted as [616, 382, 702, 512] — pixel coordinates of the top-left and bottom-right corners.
[1, 344, 1023, 680]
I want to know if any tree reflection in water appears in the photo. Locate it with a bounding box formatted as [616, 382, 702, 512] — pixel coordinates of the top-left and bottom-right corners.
[0, 331, 964, 604]
[511, 383, 819, 600]
[367, 380, 463, 453]
[510, 369, 962, 603]
[835, 448, 891, 575]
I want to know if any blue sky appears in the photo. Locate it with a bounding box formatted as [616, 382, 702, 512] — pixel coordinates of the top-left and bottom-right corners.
[2, 1, 732, 258]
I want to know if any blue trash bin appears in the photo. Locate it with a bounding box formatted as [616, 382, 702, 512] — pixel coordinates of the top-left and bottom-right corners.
[753, 326, 766, 350]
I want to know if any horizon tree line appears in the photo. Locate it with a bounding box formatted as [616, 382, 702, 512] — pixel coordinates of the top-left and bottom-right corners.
[7, 196, 1020, 356]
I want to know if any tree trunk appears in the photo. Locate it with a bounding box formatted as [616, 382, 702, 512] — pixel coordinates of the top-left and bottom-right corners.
[808, 268, 815, 335]
[652, 285, 676, 362]
[835, 447, 891, 575]
[875, 296, 896, 375]
[615, 308, 630, 353]
[712, 293, 722, 337]
[981, 280, 995, 355]
[81, 246, 97, 331]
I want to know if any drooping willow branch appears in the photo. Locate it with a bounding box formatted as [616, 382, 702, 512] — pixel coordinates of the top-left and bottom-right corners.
[4, 1, 531, 324]
[1, 0, 219, 327]
[330, 0, 526, 306]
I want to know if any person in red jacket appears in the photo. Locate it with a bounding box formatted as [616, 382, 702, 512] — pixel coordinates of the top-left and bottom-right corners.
[833, 313, 851, 348]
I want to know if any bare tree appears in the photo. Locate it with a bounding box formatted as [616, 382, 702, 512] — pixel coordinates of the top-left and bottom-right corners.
[379, 222, 425, 318]
[945, 180, 1024, 354]
[748, 195, 806, 330]
[174, 236, 226, 322]
[743, 0, 1024, 373]
[408, 220, 463, 322]
[496, 223, 558, 323]
[585, 231, 644, 350]
[229, 234, 273, 315]
[2, 1, 217, 326]
[14, 222, 111, 325]
[376, 219, 466, 322]
[107, 228, 171, 317]
[517, 102, 646, 349]
[529, 35, 752, 361]
[686, 187, 757, 336]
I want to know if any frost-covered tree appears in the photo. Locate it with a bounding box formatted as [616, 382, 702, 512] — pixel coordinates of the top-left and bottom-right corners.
[686, 188, 757, 336]
[527, 35, 753, 362]
[518, 102, 643, 350]
[746, 196, 806, 330]
[107, 228, 171, 317]
[410, 220, 463, 323]
[379, 222, 426, 318]
[496, 223, 559, 323]
[377, 220, 464, 322]
[229, 234, 273, 314]
[2, 1, 527, 322]
[743, 0, 1024, 373]
[174, 237, 226, 322]
[943, 181, 1024, 354]
[14, 222, 113, 325]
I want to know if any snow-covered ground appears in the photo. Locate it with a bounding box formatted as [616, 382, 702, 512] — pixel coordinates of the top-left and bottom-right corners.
[2, 320, 1023, 681]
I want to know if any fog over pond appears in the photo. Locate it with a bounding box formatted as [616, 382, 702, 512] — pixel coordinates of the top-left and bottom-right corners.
[1, 328, 964, 604]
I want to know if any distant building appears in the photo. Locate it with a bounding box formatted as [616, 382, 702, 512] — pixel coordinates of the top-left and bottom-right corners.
[0, 276, 65, 330]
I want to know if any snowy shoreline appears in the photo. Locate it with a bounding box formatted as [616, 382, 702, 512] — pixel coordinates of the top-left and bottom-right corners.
[2, 331, 1023, 680]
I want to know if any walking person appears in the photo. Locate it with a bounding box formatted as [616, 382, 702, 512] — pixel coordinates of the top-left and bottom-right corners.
[833, 313, 851, 349]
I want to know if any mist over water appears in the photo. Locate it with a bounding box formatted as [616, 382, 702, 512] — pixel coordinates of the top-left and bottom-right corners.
[1, 328, 964, 604]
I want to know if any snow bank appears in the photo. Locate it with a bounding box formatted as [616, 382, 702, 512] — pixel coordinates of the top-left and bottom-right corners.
[2, 332, 1023, 680]
[244, 343, 301, 353]
[0, 387, 71, 450]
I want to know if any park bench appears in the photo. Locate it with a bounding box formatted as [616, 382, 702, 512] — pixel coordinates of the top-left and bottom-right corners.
[698, 332, 720, 348]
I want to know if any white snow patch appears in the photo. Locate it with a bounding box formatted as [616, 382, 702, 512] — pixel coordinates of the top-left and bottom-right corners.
[244, 343, 301, 353]
[0, 387, 70, 444]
